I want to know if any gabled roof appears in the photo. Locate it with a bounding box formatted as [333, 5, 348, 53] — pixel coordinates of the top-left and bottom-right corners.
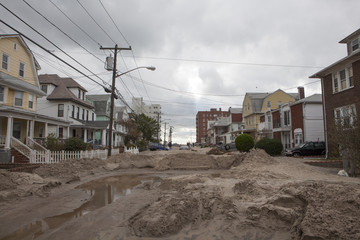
[339, 28, 360, 44]
[0, 34, 40, 70]
[38, 74, 94, 109]
[246, 90, 299, 113]
[291, 94, 322, 105]
[86, 94, 111, 116]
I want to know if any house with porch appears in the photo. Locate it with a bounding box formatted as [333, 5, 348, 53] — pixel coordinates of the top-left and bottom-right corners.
[310, 28, 360, 156]
[242, 88, 301, 141]
[37, 74, 96, 144]
[0, 34, 70, 162]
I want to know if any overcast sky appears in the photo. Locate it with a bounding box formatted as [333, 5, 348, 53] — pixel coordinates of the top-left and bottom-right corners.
[1, 0, 359, 144]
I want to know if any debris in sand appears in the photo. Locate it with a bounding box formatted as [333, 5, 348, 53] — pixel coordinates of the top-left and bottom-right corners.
[207, 147, 226, 155]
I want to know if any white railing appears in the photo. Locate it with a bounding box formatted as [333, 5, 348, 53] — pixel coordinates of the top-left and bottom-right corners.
[125, 146, 139, 154]
[0, 135, 5, 146]
[26, 137, 48, 153]
[30, 149, 123, 164]
[11, 137, 32, 160]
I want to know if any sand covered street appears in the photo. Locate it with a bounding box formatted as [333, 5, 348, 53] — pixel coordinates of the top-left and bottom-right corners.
[0, 148, 359, 240]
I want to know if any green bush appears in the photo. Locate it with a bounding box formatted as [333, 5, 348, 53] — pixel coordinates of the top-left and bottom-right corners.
[64, 137, 90, 151]
[255, 138, 283, 156]
[136, 139, 148, 152]
[235, 134, 254, 152]
[44, 134, 64, 151]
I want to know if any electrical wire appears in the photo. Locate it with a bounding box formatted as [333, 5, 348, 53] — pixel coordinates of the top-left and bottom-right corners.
[76, 0, 116, 44]
[0, 19, 108, 90]
[0, 3, 108, 88]
[23, 0, 104, 63]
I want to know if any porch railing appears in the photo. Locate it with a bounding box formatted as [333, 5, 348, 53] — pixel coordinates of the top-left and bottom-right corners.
[0, 136, 5, 146]
[11, 137, 33, 160]
[26, 137, 49, 153]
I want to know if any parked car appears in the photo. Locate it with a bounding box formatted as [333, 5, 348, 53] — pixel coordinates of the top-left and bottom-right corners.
[148, 143, 168, 151]
[285, 141, 326, 157]
[216, 142, 236, 151]
[179, 145, 190, 150]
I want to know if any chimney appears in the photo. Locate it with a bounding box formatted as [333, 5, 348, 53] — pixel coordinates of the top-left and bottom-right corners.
[298, 86, 305, 99]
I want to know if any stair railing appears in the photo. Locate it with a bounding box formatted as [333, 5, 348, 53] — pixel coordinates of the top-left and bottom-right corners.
[11, 137, 34, 161]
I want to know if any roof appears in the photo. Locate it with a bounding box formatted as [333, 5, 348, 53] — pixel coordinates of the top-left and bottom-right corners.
[0, 71, 46, 97]
[309, 51, 360, 78]
[38, 74, 94, 109]
[86, 94, 111, 116]
[229, 107, 242, 114]
[246, 90, 299, 113]
[0, 34, 41, 70]
[291, 94, 322, 105]
[339, 28, 360, 43]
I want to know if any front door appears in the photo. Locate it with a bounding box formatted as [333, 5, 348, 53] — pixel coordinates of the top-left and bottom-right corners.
[13, 121, 22, 140]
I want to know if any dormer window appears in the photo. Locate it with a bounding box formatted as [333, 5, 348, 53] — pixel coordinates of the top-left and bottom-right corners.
[78, 89, 81, 98]
[351, 38, 359, 52]
[41, 84, 48, 93]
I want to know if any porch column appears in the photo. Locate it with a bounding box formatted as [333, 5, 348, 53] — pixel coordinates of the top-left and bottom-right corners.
[30, 120, 34, 139]
[44, 123, 48, 137]
[5, 117, 12, 149]
[67, 126, 70, 139]
[84, 129, 87, 142]
[101, 129, 106, 146]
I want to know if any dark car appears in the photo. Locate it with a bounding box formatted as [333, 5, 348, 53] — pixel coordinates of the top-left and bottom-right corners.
[216, 142, 237, 151]
[148, 143, 168, 151]
[285, 141, 326, 157]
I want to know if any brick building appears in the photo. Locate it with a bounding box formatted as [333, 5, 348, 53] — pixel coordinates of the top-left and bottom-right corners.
[196, 108, 228, 143]
[310, 28, 360, 156]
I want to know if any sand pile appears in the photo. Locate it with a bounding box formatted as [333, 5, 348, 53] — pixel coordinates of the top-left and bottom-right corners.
[34, 158, 104, 181]
[106, 153, 157, 168]
[0, 169, 61, 201]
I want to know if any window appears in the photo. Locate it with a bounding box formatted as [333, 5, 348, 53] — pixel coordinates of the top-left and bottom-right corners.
[78, 90, 81, 98]
[267, 101, 271, 108]
[2, 53, 9, 70]
[58, 104, 64, 117]
[349, 66, 354, 87]
[92, 112, 94, 120]
[0, 86, 4, 102]
[59, 127, 63, 138]
[28, 94, 34, 109]
[82, 109, 85, 120]
[284, 111, 290, 126]
[14, 91, 23, 106]
[72, 105, 75, 118]
[334, 104, 357, 126]
[77, 107, 80, 119]
[82, 92, 85, 100]
[19, 62, 25, 77]
[340, 70, 346, 90]
[278, 101, 282, 108]
[41, 84, 48, 93]
[332, 67, 353, 93]
[86, 110, 89, 121]
[13, 43, 17, 50]
[352, 38, 359, 52]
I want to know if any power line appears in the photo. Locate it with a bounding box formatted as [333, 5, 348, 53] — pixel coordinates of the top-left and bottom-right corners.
[76, 0, 116, 44]
[129, 56, 324, 69]
[49, 0, 101, 47]
[0, 19, 108, 90]
[0, 3, 108, 87]
[23, 0, 104, 63]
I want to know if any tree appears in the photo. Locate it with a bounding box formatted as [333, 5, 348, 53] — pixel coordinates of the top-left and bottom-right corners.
[124, 113, 160, 145]
[328, 108, 359, 177]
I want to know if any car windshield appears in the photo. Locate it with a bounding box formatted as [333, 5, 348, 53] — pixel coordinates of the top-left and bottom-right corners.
[298, 143, 307, 148]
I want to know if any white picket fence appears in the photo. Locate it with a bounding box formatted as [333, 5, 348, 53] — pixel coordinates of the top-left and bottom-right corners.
[30, 148, 121, 164]
[124, 146, 139, 154]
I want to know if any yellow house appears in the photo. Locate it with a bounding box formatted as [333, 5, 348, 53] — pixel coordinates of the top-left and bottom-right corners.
[242, 89, 300, 140]
[0, 34, 70, 162]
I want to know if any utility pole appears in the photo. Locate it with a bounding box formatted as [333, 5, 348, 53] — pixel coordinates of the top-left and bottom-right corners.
[163, 122, 167, 147]
[157, 112, 160, 143]
[169, 126, 173, 143]
[100, 44, 131, 157]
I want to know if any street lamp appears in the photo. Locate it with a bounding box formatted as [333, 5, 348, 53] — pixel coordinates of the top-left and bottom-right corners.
[107, 66, 156, 157]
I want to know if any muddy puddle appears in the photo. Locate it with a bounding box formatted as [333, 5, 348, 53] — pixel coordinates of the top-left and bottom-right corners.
[1, 174, 155, 240]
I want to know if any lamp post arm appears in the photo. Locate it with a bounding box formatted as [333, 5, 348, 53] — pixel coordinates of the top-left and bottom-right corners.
[115, 66, 155, 78]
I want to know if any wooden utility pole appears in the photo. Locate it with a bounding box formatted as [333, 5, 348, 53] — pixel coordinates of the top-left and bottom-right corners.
[163, 122, 167, 147]
[100, 45, 131, 157]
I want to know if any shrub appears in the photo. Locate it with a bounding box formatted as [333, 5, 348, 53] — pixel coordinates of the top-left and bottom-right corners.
[44, 134, 64, 151]
[64, 137, 89, 151]
[255, 138, 283, 156]
[136, 139, 148, 152]
[235, 134, 254, 152]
